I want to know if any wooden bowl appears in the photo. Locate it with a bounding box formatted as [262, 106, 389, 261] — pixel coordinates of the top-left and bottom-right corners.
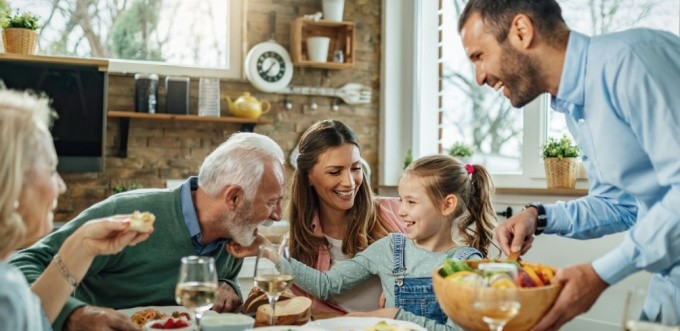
[433, 260, 561, 331]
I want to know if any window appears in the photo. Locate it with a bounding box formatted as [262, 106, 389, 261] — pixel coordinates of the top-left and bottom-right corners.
[440, 0, 680, 187]
[7, 0, 244, 78]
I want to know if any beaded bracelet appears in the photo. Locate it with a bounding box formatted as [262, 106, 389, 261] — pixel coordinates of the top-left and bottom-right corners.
[53, 254, 78, 287]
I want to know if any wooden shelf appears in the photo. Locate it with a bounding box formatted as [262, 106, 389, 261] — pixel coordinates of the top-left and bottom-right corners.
[0, 53, 109, 71]
[108, 111, 272, 125]
[107, 111, 272, 157]
[290, 18, 355, 69]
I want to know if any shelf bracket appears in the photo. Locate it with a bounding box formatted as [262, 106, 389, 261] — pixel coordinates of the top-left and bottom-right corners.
[117, 117, 130, 158]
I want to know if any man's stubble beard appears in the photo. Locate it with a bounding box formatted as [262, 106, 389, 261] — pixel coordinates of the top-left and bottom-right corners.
[500, 42, 546, 108]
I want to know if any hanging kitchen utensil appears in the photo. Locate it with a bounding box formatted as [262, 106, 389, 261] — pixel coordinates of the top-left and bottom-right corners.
[244, 11, 294, 93]
[277, 83, 371, 105]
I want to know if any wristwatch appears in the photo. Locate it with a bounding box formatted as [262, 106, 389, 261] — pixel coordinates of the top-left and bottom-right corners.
[525, 203, 547, 235]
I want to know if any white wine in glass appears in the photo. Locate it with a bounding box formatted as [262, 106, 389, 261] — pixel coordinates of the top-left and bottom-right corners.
[175, 256, 218, 326]
[473, 263, 521, 331]
[253, 242, 293, 326]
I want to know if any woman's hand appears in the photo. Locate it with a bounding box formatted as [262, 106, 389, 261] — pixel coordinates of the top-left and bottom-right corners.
[61, 215, 152, 262]
[78, 215, 153, 257]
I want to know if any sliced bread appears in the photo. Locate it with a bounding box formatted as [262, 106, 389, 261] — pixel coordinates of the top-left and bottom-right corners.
[254, 296, 312, 326]
[243, 287, 295, 314]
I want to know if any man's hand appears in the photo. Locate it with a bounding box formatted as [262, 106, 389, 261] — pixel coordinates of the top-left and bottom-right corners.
[347, 307, 399, 319]
[532, 263, 609, 331]
[211, 281, 242, 313]
[495, 208, 538, 257]
[65, 306, 138, 331]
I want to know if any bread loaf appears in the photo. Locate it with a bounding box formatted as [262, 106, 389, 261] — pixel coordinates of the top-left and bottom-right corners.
[243, 287, 295, 314]
[254, 296, 312, 327]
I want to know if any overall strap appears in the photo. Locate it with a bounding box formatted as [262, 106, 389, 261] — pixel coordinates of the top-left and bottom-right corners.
[391, 233, 407, 285]
[450, 246, 482, 260]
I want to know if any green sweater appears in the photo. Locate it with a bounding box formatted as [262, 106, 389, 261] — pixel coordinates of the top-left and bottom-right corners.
[9, 185, 243, 331]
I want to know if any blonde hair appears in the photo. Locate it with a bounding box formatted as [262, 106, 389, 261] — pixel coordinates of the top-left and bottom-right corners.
[403, 155, 497, 257]
[0, 89, 53, 255]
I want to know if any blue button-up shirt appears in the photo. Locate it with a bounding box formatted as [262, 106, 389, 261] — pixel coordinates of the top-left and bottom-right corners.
[548, 29, 680, 322]
[180, 176, 227, 255]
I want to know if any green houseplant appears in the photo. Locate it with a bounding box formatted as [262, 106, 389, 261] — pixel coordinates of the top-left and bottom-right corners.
[111, 183, 144, 195]
[448, 142, 474, 162]
[2, 10, 41, 54]
[541, 135, 580, 189]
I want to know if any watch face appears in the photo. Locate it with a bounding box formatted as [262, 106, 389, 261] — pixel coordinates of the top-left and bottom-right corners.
[257, 51, 287, 82]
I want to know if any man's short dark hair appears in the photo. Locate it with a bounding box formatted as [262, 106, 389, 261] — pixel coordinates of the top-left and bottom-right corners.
[458, 0, 567, 44]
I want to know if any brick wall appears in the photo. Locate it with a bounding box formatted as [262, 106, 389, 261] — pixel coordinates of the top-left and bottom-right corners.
[56, 0, 382, 222]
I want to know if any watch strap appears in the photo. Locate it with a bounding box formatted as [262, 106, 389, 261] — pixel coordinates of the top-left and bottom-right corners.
[525, 203, 547, 235]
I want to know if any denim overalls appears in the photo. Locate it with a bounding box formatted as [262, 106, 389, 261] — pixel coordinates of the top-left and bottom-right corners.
[391, 233, 481, 324]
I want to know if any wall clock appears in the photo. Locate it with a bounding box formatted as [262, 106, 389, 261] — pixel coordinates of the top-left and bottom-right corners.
[244, 40, 293, 93]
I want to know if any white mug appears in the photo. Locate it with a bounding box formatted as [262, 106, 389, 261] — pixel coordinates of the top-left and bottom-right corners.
[307, 37, 331, 62]
[322, 0, 345, 21]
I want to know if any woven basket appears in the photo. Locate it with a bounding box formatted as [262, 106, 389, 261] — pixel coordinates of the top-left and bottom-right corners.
[3, 28, 38, 55]
[544, 157, 579, 189]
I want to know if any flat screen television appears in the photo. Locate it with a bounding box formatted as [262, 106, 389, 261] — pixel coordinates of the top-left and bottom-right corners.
[0, 59, 107, 172]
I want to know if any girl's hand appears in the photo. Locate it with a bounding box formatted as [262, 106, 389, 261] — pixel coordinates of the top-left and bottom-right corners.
[347, 307, 399, 319]
[226, 233, 270, 258]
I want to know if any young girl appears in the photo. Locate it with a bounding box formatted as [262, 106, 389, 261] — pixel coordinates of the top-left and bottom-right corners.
[262, 154, 496, 330]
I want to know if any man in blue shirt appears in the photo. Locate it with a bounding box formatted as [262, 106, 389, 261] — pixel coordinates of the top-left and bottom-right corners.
[458, 0, 680, 330]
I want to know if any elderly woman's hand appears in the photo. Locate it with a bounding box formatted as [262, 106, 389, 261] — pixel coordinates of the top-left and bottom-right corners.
[76, 215, 153, 257]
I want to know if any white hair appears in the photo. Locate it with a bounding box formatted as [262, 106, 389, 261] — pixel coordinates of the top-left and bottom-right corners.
[198, 132, 284, 199]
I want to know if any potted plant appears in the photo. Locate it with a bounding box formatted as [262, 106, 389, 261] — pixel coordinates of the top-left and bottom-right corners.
[448, 142, 474, 163]
[2, 10, 40, 55]
[111, 183, 144, 195]
[542, 135, 580, 189]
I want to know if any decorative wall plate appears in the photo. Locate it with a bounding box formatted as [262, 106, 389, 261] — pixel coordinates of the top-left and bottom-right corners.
[244, 40, 293, 93]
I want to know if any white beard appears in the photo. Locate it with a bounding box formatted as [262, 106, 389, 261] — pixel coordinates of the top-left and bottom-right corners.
[230, 221, 260, 246]
[224, 200, 262, 246]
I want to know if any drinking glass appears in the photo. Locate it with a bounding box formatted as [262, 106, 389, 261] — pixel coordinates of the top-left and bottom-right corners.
[472, 263, 522, 331]
[622, 286, 679, 331]
[175, 256, 218, 327]
[253, 242, 293, 326]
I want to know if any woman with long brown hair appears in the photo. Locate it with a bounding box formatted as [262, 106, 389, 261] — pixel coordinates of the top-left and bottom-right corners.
[287, 119, 404, 314]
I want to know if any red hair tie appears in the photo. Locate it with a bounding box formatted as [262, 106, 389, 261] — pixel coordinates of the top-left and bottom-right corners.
[465, 164, 474, 175]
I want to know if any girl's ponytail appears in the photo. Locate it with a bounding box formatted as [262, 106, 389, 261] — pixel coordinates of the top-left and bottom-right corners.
[458, 164, 496, 257]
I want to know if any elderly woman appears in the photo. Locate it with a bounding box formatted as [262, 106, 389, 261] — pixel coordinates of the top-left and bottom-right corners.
[0, 89, 150, 330]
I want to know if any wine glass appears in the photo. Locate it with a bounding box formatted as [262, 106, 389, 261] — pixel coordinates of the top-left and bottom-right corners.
[622, 286, 679, 330]
[253, 242, 293, 326]
[175, 256, 218, 327]
[472, 263, 522, 331]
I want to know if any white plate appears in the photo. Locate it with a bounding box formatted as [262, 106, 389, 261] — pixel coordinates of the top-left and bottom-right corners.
[243, 327, 328, 331]
[305, 316, 427, 331]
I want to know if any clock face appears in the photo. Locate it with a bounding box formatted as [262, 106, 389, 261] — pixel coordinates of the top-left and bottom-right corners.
[257, 51, 287, 82]
[245, 41, 294, 93]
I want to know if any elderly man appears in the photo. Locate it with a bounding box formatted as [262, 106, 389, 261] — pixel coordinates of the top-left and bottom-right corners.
[10, 132, 286, 331]
[458, 0, 680, 330]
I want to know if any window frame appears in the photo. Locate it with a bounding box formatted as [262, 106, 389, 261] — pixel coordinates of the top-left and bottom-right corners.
[96, 0, 244, 79]
[382, 1, 678, 189]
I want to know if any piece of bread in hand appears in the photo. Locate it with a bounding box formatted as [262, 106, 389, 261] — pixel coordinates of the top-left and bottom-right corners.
[254, 296, 312, 327]
[128, 211, 156, 233]
[243, 286, 295, 314]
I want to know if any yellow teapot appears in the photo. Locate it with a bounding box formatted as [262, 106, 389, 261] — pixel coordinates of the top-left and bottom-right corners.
[225, 92, 271, 119]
